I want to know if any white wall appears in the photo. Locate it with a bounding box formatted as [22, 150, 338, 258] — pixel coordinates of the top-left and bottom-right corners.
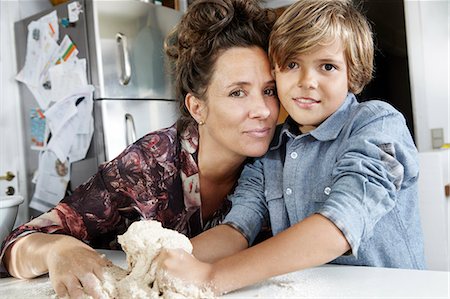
[405, 0, 449, 152]
[418, 150, 449, 271]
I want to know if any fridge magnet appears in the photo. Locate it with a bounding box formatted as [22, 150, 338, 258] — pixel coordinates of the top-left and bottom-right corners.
[32, 28, 40, 41]
[30, 108, 48, 150]
[55, 159, 68, 176]
[60, 17, 71, 28]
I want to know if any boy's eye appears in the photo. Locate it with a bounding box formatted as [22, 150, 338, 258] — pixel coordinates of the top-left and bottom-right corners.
[230, 89, 245, 97]
[287, 62, 298, 70]
[264, 87, 277, 97]
[323, 64, 336, 71]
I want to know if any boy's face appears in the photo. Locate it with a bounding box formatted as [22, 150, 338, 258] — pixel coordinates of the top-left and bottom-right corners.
[274, 39, 349, 133]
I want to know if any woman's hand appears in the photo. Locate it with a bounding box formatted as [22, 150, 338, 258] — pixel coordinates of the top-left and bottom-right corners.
[155, 249, 217, 294]
[5, 233, 111, 299]
[46, 236, 112, 299]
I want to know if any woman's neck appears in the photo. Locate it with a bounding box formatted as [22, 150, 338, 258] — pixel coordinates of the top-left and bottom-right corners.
[197, 138, 246, 184]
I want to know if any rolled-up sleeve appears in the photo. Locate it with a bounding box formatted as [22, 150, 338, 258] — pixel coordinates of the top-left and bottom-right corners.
[224, 158, 269, 245]
[318, 112, 418, 257]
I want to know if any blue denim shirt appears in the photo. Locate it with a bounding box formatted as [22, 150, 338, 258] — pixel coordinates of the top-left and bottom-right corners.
[224, 93, 426, 269]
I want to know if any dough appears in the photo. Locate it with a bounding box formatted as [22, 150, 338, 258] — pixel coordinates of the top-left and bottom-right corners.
[98, 220, 214, 299]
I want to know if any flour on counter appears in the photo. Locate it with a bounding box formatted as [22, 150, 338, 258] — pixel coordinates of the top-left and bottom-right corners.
[98, 220, 214, 299]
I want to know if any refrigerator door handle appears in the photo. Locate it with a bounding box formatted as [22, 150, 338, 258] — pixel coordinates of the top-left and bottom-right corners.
[116, 32, 131, 85]
[125, 113, 137, 146]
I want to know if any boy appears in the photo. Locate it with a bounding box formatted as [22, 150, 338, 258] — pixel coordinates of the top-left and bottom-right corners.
[156, 0, 426, 295]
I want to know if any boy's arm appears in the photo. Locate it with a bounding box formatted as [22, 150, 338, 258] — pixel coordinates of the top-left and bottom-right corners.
[157, 213, 349, 295]
[191, 224, 248, 263]
[209, 213, 349, 294]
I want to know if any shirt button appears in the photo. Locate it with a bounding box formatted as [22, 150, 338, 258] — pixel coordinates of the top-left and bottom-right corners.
[286, 188, 292, 195]
[324, 187, 331, 195]
[290, 152, 298, 159]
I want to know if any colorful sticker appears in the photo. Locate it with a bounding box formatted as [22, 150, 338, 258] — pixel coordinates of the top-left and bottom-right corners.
[30, 108, 48, 150]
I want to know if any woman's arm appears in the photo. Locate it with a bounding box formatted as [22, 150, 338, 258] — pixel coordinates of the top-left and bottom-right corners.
[5, 232, 110, 298]
[157, 213, 350, 295]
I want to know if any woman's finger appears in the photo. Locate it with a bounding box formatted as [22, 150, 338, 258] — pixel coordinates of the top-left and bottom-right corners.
[64, 275, 85, 299]
[80, 272, 106, 299]
[53, 281, 69, 299]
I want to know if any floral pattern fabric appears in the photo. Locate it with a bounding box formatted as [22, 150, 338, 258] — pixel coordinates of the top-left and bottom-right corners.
[0, 123, 231, 272]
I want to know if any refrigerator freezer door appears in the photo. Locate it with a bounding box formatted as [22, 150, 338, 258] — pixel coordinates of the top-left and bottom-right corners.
[86, 1, 181, 100]
[94, 99, 179, 163]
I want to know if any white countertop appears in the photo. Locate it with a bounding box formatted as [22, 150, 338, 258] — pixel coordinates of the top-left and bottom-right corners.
[1, 250, 449, 298]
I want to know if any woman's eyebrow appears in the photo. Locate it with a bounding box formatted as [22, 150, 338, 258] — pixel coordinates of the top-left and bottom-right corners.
[226, 79, 275, 88]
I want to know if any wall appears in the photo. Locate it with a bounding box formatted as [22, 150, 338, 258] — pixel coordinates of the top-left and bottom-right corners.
[418, 150, 449, 271]
[404, 0, 449, 152]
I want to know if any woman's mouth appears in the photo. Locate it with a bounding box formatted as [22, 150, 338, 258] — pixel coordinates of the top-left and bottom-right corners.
[244, 127, 271, 138]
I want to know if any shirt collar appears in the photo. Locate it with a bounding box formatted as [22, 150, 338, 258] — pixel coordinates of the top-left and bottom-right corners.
[270, 93, 357, 150]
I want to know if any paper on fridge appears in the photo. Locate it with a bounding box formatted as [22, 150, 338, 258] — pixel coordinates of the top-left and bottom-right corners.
[36, 35, 79, 102]
[37, 10, 59, 41]
[15, 11, 59, 86]
[44, 85, 94, 163]
[49, 58, 87, 103]
[16, 7, 79, 110]
[16, 19, 58, 109]
[30, 150, 70, 212]
[30, 35, 80, 109]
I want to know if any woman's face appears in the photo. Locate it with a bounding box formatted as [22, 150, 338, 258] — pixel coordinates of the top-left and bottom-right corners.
[199, 46, 279, 159]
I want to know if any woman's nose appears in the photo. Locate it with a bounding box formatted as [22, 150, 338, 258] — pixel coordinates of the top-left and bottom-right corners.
[249, 95, 272, 119]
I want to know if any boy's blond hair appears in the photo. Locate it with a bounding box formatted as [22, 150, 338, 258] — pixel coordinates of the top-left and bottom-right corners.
[269, 0, 374, 94]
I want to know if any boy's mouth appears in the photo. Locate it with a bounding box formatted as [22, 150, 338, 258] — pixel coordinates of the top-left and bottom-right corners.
[293, 97, 320, 104]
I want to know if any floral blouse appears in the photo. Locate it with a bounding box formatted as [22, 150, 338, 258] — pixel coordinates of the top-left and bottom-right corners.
[0, 122, 231, 273]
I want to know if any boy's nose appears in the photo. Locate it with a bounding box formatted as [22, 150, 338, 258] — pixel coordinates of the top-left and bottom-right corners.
[298, 70, 318, 89]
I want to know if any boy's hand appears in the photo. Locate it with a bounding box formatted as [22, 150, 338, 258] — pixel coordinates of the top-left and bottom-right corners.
[155, 249, 216, 293]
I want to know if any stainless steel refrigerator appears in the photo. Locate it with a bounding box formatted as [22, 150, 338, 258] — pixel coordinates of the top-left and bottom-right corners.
[15, 0, 182, 213]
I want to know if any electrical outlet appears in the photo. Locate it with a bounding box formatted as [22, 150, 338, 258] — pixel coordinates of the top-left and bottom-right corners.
[431, 128, 444, 149]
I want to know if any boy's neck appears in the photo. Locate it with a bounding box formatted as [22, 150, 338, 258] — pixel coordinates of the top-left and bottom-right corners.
[298, 125, 316, 134]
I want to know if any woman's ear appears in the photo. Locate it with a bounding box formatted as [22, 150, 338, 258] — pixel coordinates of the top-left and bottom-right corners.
[185, 93, 206, 124]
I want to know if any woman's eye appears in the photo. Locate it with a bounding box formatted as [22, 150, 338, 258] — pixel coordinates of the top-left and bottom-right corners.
[323, 64, 336, 71]
[287, 62, 298, 70]
[230, 89, 245, 97]
[264, 87, 277, 97]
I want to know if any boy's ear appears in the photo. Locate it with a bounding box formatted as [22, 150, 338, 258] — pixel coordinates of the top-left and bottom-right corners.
[185, 93, 206, 123]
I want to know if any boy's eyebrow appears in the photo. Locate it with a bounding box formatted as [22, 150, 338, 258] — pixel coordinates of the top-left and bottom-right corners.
[316, 58, 346, 65]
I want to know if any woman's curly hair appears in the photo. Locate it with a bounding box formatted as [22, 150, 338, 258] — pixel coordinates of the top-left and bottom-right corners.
[165, 0, 276, 131]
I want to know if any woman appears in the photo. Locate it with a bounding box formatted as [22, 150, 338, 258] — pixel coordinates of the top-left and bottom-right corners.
[0, 0, 279, 298]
